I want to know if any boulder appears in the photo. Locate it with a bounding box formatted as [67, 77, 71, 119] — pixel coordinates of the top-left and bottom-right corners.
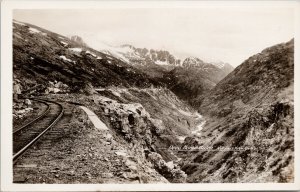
[25, 99, 32, 106]
[115, 151, 127, 157]
[95, 95, 166, 148]
[147, 152, 187, 183]
[84, 82, 96, 95]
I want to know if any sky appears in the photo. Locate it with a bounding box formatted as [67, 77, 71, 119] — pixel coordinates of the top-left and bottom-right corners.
[14, 7, 294, 67]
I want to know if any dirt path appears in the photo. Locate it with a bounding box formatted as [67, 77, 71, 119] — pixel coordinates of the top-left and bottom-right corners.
[79, 106, 108, 130]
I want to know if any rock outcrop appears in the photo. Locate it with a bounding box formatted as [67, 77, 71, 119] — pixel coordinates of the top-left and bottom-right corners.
[147, 152, 187, 183]
[93, 95, 165, 148]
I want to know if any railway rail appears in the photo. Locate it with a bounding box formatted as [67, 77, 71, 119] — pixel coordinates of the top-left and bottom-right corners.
[13, 99, 64, 164]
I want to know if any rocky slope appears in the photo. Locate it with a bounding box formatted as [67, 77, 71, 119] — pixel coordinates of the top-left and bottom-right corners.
[161, 57, 233, 102]
[13, 20, 161, 94]
[88, 42, 234, 103]
[181, 39, 294, 182]
[102, 44, 181, 66]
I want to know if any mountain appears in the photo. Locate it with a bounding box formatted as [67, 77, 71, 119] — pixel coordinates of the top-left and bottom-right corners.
[210, 61, 234, 74]
[13, 20, 162, 93]
[182, 57, 233, 81]
[70, 35, 87, 47]
[94, 43, 234, 74]
[92, 43, 181, 67]
[181, 39, 294, 182]
[84, 42, 234, 103]
[160, 57, 234, 103]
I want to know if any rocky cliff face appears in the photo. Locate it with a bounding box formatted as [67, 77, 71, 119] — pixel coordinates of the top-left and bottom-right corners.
[121, 45, 182, 66]
[181, 39, 294, 183]
[159, 57, 233, 103]
[92, 43, 181, 67]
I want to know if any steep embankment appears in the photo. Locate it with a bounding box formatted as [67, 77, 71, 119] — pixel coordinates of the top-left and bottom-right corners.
[48, 87, 201, 183]
[181, 39, 294, 182]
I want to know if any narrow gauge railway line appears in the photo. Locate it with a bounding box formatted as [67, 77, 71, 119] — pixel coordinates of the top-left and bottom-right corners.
[13, 99, 64, 163]
[13, 100, 50, 133]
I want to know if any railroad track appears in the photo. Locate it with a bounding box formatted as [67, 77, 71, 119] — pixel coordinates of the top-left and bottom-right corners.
[13, 99, 64, 163]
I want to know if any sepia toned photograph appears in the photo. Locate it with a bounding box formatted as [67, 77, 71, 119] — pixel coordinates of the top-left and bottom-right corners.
[1, 0, 300, 191]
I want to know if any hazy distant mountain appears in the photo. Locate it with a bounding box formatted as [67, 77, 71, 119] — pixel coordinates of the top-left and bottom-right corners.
[210, 61, 234, 74]
[91, 43, 181, 67]
[94, 43, 234, 74]
[182, 57, 234, 78]
[70, 35, 87, 47]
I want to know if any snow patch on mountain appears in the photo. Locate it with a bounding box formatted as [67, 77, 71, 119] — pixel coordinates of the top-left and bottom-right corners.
[85, 50, 97, 57]
[28, 27, 47, 36]
[156, 60, 169, 65]
[69, 48, 82, 52]
[59, 55, 76, 64]
[61, 41, 68, 46]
